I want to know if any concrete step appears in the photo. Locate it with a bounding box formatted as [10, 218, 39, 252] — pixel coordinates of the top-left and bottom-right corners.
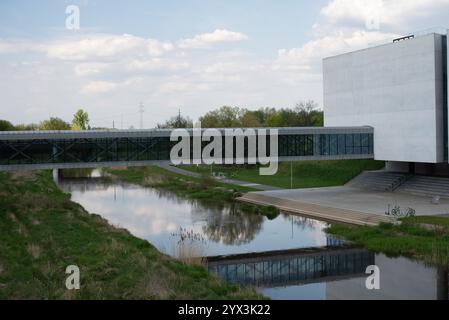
[400, 187, 449, 194]
[398, 176, 449, 199]
[399, 190, 449, 199]
[402, 189, 449, 195]
[404, 181, 449, 188]
[346, 171, 408, 192]
[405, 183, 449, 189]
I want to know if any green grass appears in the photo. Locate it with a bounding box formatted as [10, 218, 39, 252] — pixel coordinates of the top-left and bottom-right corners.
[326, 216, 449, 266]
[180, 159, 384, 189]
[0, 170, 263, 299]
[108, 166, 253, 202]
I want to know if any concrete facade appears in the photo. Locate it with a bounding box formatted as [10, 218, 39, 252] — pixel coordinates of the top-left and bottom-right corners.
[324, 33, 447, 164]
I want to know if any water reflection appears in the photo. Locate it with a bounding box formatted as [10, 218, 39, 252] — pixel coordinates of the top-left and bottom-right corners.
[207, 246, 374, 288]
[58, 174, 328, 256]
[199, 204, 263, 245]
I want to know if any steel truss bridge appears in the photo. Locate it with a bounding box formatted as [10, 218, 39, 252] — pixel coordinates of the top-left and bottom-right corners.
[0, 127, 373, 171]
[206, 245, 375, 288]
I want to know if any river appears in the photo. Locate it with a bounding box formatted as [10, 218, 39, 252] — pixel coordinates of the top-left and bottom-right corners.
[57, 169, 448, 300]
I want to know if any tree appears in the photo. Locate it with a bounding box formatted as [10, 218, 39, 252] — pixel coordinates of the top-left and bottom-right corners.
[200, 106, 243, 128]
[240, 111, 262, 127]
[14, 123, 39, 131]
[157, 111, 193, 128]
[39, 117, 71, 130]
[251, 107, 276, 126]
[265, 101, 323, 127]
[0, 120, 15, 131]
[266, 108, 298, 127]
[72, 109, 90, 130]
[295, 101, 322, 127]
[157, 101, 323, 129]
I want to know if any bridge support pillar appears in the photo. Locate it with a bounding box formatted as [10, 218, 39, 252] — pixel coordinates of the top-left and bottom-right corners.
[52, 168, 59, 184]
[313, 134, 320, 156]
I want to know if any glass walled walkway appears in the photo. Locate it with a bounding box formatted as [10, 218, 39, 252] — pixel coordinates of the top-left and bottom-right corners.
[0, 127, 373, 171]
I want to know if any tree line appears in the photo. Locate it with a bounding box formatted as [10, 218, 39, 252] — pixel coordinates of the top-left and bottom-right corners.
[0, 109, 90, 131]
[0, 101, 323, 131]
[157, 101, 323, 129]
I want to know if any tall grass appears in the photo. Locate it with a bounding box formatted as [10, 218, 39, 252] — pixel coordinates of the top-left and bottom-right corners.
[171, 228, 207, 266]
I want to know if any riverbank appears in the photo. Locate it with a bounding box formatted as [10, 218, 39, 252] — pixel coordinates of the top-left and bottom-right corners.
[0, 170, 263, 299]
[179, 160, 384, 189]
[326, 216, 449, 266]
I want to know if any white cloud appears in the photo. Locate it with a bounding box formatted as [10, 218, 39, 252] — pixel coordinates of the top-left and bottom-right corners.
[127, 58, 189, 71]
[321, 0, 449, 28]
[0, 34, 176, 61]
[320, 0, 383, 28]
[81, 81, 118, 94]
[74, 62, 108, 76]
[0, 40, 43, 54]
[203, 62, 265, 74]
[178, 29, 248, 49]
[46, 34, 146, 60]
[159, 80, 211, 93]
[277, 30, 398, 66]
[147, 39, 174, 56]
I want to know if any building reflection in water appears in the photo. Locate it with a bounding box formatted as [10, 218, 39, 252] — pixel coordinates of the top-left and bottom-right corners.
[207, 245, 373, 288]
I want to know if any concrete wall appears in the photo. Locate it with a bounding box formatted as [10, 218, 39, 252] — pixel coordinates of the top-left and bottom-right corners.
[385, 161, 410, 173]
[324, 33, 446, 163]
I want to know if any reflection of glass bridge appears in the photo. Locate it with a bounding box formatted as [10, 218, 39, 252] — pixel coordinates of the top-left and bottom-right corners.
[0, 127, 373, 170]
[206, 245, 375, 288]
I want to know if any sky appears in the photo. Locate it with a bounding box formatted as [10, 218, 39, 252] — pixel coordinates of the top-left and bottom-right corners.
[1, 0, 448, 129]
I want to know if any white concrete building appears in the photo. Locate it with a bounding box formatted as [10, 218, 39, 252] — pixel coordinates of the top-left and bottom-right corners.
[324, 30, 448, 175]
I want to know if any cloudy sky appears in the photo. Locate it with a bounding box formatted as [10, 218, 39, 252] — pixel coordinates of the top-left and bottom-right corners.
[1, 0, 448, 128]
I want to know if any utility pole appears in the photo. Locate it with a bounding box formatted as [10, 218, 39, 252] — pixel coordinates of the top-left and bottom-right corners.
[139, 102, 144, 129]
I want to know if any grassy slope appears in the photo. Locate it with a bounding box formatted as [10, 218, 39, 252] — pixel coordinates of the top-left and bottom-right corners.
[180, 160, 384, 189]
[0, 171, 262, 299]
[326, 216, 449, 266]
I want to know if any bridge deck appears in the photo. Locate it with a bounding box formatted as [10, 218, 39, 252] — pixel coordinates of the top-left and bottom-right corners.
[236, 192, 395, 226]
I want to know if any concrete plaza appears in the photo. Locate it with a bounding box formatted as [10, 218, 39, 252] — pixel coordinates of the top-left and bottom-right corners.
[254, 186, 449, 217]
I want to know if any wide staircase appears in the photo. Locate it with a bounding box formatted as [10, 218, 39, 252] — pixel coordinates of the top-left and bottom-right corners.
[398, 175, 449, 199]
[346, 171, 408, 192]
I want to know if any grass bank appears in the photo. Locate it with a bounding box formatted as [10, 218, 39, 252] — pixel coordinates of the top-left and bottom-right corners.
[0, 170, 263, 299]
[108, 166, 280, 220]
[180, 159, 384, 189]
[326, 216, 449, 266]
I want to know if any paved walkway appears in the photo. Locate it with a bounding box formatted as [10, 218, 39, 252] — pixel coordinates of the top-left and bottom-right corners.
[236, 192, 396, 226]
[257, 186, 449, 216]
[157, 163, 283, 191]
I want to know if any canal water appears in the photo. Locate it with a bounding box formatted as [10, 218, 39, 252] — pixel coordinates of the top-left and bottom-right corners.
[57, 170, 448, 300]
